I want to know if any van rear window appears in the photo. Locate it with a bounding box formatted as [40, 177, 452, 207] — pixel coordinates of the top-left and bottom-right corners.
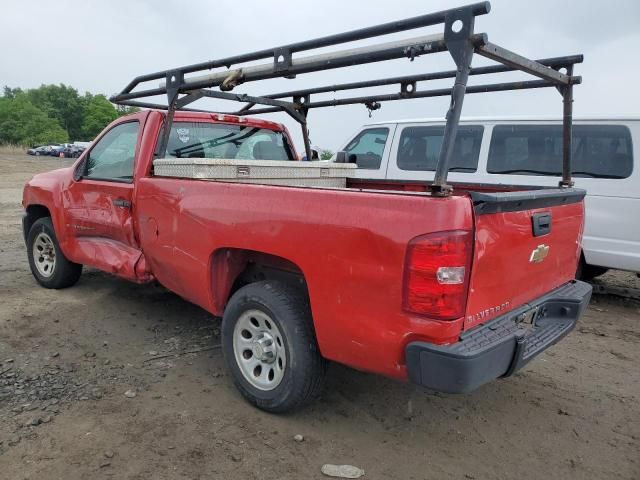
[487, 125, 633, 179]
[397, 125, 483, 172]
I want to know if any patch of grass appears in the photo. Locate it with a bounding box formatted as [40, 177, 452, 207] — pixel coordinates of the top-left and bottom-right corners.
[0, 144, 27, 155]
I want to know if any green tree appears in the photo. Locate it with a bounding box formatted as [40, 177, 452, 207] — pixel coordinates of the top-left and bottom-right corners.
[0, 95, 68, 145]
[3, 86, 23, 99]
[1, 85, 132, 144]
[26, 84, 84, 140]
[320, 149, 334, 160]
[81, 94, 119, 140]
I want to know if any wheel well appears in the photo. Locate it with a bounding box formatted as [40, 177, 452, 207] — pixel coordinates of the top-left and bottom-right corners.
[23, 204, 51, 240]
[577, 251, 608, 281]
[210, 248, 307, 314]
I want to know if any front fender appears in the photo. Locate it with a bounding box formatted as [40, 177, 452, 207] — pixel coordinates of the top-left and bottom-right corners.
[22, 167, 73, 251]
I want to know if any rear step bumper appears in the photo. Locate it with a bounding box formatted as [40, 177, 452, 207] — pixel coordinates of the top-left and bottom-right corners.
[405, 280, 592, 393]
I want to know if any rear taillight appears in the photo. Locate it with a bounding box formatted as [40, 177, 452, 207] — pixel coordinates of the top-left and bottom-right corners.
[403, 230, 473, 320]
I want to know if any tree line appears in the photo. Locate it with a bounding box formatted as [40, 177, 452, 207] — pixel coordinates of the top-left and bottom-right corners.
[0, 84, 138, 147]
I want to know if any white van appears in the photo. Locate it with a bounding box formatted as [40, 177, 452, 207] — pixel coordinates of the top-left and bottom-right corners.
[338, 117, 639, 279]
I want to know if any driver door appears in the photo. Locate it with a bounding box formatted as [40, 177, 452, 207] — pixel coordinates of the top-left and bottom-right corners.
[64, 120, 140, 250]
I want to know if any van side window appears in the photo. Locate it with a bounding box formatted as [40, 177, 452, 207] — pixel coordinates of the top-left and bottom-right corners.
[397, 126, 483, 172]
[344, 128, 389, 169]
[487, 125, 633, 179]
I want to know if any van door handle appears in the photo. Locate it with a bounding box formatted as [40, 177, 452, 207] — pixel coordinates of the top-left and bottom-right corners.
[532, 212, 551, 237]
[113, 198, 131, 209]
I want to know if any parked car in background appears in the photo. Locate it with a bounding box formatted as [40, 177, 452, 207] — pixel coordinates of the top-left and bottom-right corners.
[62, 145, 86, 158]
[48, 145, 65, 157]
[337, 117, 640, 278]
[27, 146, 53, 156]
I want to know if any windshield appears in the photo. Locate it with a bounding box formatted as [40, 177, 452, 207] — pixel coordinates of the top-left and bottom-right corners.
[162, 122, 294, 160]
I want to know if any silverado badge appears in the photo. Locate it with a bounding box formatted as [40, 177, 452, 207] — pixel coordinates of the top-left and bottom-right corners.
[529, 244, 550, 263]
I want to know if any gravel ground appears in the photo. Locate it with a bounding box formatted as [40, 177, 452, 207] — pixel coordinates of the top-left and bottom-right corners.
[0, 152, 638, 480]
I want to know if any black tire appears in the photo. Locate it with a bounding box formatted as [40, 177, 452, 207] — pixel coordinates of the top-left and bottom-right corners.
[27, 217, 82, 289]
[576, 255, 608, 281]
[221, 280, 327, 413]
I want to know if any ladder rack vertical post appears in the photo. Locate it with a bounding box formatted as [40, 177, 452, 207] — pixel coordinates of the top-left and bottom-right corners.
[560, 64, 574, 187]
[431, 8, 476, 196]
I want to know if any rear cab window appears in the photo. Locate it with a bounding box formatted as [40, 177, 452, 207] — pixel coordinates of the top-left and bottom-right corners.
[162, 122, 294, 160]
[487, 124, 633, 179]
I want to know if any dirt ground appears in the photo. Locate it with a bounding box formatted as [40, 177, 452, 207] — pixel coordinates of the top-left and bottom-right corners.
[0, 152, 638, 480]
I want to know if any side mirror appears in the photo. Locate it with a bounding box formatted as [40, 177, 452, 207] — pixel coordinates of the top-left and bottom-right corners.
[335, 151, 348, 163]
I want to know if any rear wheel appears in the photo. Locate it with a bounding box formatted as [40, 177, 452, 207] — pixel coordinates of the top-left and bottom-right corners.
[222, 280, 327, 413]
[27, 218, 82, 289]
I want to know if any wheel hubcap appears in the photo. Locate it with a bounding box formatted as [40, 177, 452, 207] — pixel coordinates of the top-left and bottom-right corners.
[32, 232, 56, 278]
[233, 310, 286, 391]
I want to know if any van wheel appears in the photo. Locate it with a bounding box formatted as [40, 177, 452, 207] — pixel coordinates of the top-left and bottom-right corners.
[221, 280, 327, 413]
[27, 218, 82, 289]
[576, 256, 608, 281]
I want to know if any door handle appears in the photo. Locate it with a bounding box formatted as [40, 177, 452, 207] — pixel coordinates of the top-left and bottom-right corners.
[113, 198, 131, 209]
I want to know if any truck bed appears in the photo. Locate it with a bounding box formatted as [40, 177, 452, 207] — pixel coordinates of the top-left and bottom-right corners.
[135, 174, 585, 378]
[135, 175, 474, 379]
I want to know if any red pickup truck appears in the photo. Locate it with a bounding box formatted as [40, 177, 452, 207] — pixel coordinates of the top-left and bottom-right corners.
[22, 4, 592, 412]
[23, 109, 591, 411]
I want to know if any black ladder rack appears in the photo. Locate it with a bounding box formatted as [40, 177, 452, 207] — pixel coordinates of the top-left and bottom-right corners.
[110, 1, 582, 195]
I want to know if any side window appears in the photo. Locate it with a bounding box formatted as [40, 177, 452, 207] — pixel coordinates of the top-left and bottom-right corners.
[397, 125, 483, 172]
[344, 128, 389, 169]
[85, 122, 140, 181]
[573, 125, 633, 178]
[487, 124, 633, 179]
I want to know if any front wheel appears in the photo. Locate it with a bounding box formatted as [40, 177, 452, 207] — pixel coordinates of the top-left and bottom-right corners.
[27, 217, 82, 289]
[222, 280, 327, 413]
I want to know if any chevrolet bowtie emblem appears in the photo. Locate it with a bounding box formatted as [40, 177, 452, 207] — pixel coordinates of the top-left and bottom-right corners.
[529, 244, 550, 263]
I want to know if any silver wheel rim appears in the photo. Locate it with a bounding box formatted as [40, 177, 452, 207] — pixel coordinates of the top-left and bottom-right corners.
[33, 232, 56, 278]
[233, 309, 286, 391]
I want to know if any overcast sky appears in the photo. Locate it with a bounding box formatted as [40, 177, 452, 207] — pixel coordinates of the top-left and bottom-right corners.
[2, 0, 639, 149]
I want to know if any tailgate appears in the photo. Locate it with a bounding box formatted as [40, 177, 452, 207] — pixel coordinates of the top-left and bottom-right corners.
[463, 188, 586, 331]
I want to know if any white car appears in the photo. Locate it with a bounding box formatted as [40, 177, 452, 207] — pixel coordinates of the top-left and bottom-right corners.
[338, 117, 639, 279]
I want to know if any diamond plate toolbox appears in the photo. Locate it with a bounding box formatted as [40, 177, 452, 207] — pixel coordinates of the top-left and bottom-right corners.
[153, 158, 357, 188]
